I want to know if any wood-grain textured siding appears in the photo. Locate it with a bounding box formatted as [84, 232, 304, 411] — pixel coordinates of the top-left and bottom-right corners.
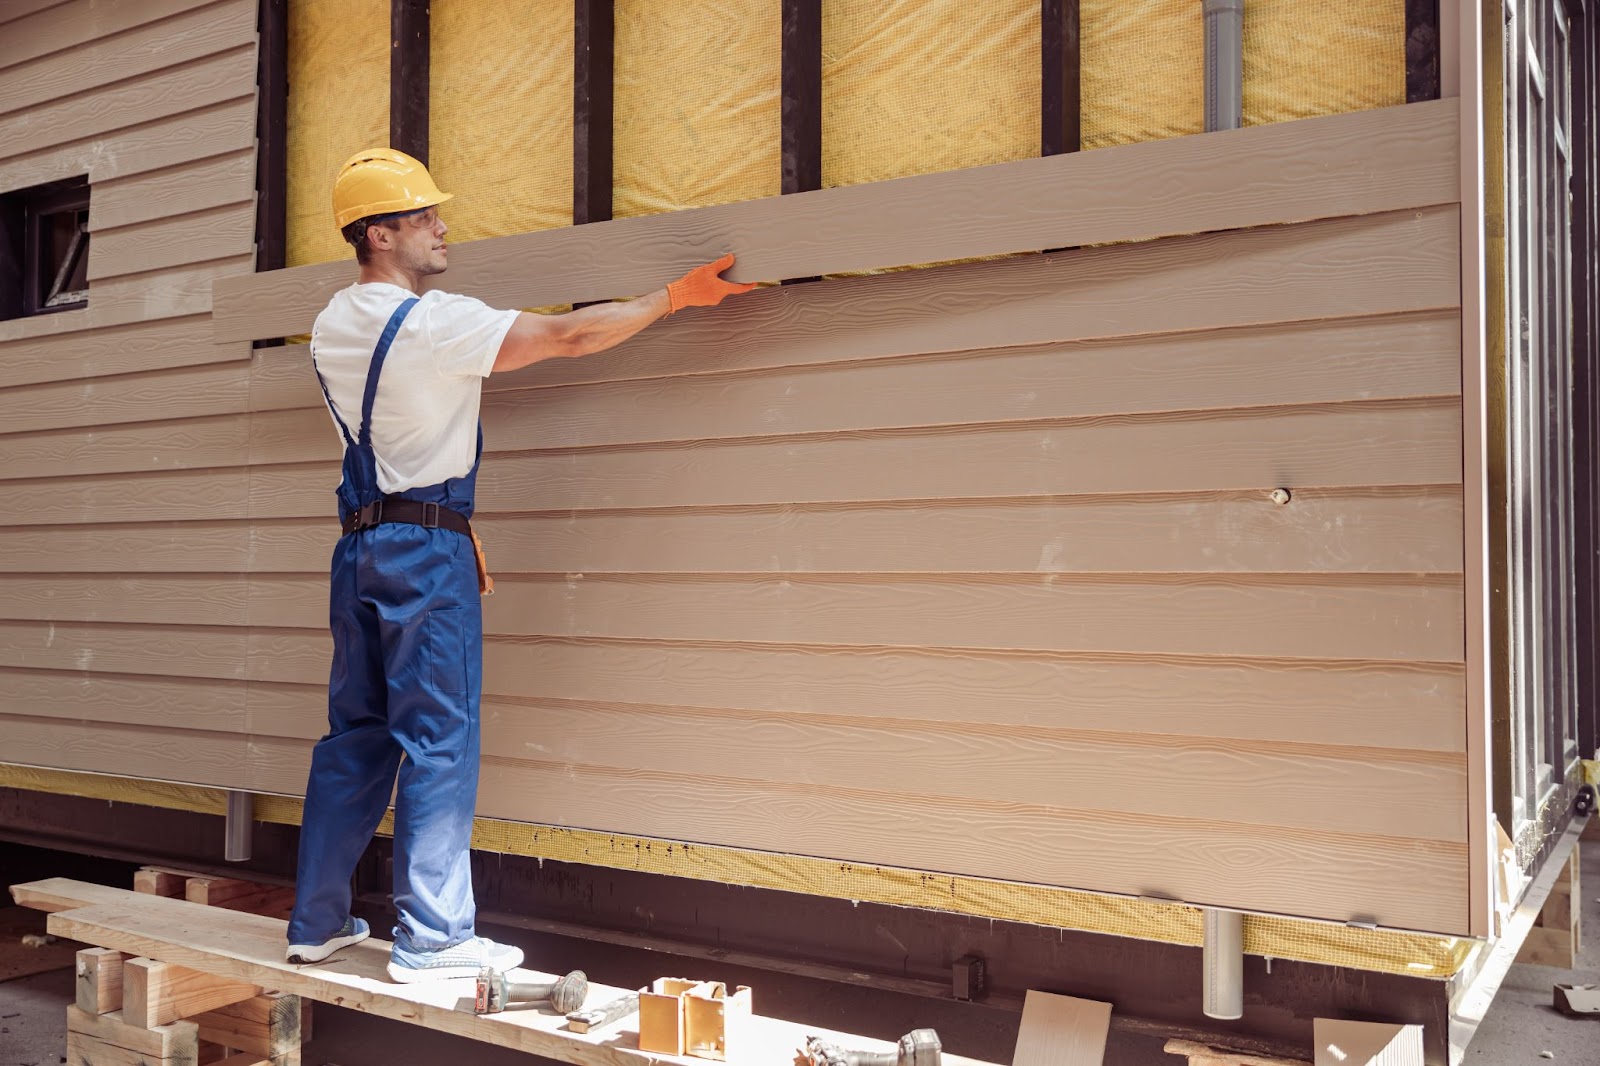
[0, 71, 1475, 935]
[0, 3, 260, 802]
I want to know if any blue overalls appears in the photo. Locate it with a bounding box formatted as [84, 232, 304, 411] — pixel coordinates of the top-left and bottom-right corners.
[287, 297, 487, 954]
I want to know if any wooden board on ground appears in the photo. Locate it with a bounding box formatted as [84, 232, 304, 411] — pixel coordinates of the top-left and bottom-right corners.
[22, 879, 1002, 1066]
[1311, 1019, 1424, 1066]
[1012, 990, 1111, 1066]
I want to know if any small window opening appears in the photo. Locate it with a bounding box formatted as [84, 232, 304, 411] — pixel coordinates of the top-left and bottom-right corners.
[0, 175, 90, 322]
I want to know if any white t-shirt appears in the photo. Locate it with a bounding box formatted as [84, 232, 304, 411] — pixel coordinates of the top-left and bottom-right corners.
[310, 283, 519, 493]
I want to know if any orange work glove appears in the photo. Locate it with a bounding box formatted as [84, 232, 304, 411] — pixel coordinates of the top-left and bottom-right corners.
[666, 253, 756, 313]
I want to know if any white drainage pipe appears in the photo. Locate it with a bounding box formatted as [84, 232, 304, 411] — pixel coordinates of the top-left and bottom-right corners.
[1203, 908, 1245, 1019]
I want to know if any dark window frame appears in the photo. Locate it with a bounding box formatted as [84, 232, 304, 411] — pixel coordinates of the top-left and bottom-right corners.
[0, 174, 90, 322]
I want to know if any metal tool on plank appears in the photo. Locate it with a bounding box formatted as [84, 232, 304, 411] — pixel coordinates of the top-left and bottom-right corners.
[473, 967, 588, 1014]
[802, 1029, 942, 1066]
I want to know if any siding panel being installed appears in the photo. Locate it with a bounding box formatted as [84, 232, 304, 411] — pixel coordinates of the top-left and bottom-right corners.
[0, 72, 1472, 935]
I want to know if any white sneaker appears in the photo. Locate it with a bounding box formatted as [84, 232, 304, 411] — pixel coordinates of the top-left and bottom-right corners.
[286, 916, 369, 964]
[386, 935, 524, 984]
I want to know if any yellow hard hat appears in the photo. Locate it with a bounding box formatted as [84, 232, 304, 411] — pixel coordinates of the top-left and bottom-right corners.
[332, 147, 453, 230]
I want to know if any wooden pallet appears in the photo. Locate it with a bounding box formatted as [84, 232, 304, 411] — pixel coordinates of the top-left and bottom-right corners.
[13, 877, 1003, 1066]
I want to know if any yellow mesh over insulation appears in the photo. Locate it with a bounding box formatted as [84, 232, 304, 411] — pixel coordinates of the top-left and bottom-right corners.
[612, 1, 780, 218]
[286, 0, 389, 268]
[429, 1, 572, 242]
[821, 0, 1040, 187]
[0, 763, 1475, 979]
[1081, 0, 1405, 151]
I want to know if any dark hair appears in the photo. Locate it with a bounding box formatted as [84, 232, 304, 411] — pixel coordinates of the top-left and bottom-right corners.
[342, 215, 404, 265]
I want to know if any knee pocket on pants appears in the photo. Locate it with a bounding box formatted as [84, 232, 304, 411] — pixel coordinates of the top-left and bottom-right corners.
[425, 606, 470, 697]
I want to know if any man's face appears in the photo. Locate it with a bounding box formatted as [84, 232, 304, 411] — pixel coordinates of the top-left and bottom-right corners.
[373, 207, 449, 275]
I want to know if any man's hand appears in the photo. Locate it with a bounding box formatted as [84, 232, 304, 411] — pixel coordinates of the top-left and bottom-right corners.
[666, 254, 756, 313]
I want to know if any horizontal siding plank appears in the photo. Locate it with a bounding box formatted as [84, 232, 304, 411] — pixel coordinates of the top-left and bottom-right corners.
[0, 522, 253, 573]
[473, 700, 1467, 841]
[475, 314, 1461, 453]
[0, 362, 248, 435]
[0, 0, 254, 118]
[0, 716, 252, 787]
[229, 488, 1468, 576]
[4, 470, 248, 525]
[0, 1, 74, 29]
[0, 45, 257, 163]
[89, 201, 255, 280]
[0, 253, 256, 345]
[0, 317, 245, 390]
[0, 414, 249, 480]
[242, 572, 1466, 662]
[0, 575, 247, 625]
[462, 400, 1464, 513]
[0, 620, 248, 679]
[0, 668, 247, 730]
[0, 0, 222, 69]
[90, 147, 257, 231]
[212, 100, 1461, 341]
[0, 623, 1469, 753]
[466, 755, 1470, 932]
[0, 96, 256, 194]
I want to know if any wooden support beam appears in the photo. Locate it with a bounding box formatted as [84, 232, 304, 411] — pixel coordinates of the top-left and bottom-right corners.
[573, 0, 614, 224]
[1406, 0, 1441, 102]
[65, 1005, 199, 1066]
[76, 947, 128, 1015]
[389, 0, 429, 163]
[124, 957, 263, 1030]
[781, 0, 822, 194]
[1042, 0, 1082, 155]
[135, 868, 189, 898]
[192, 992, 304, 1061]
[255, 0, 288, 275]
[1163, 1040, 1309, 1066]
[1516, 844, 1583, 967]
[185, 876, 296, 918]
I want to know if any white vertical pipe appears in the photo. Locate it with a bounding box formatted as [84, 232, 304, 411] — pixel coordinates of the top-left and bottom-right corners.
[1203, 0, 1245, 132]
[224, 789, 253, 862]
[1203, 908, 1244, 1020]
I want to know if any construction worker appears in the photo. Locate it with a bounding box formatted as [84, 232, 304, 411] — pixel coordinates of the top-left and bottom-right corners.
[284, 148, 754, 983]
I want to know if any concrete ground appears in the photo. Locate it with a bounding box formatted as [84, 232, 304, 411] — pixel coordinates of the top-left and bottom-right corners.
[2, 849, 1597, 1065]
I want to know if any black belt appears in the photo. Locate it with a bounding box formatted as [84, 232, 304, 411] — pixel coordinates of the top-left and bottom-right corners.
[341, 497, 472, 538]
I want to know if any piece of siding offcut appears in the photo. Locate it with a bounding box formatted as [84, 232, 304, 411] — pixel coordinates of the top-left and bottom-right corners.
[1312, 1019, 1424, 1066]
[1011, 990, 1111, 1066]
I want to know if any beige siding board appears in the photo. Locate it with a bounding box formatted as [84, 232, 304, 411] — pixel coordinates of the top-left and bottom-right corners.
[0, 46, 257, 163]
[243, 572, 1465, 662]
[475, 639, 1470, 753]
[0, 622, 1468, 754]
[0, 97, 257, 194]
[248, 348, 318, 412]
[89, 201, 256, 280]
[0, 254, 256, 345]
[0, 0, 254, 117]
[8, 470, 248, 525]
[459, 490, 1465, 576]
[474, 700, 1467, 841]
[212, 100, 1461, 342]
[0, 620, 247, 679]
[0, 1, 74, 28]
[0, 362, 247, 435]
[0, 716, 251, 786]
[0, 522, 252, 572]
[465, 757, 1469, 932]
[467, 400, 1463, 512]
[0, 415, 249, 480]
[474, 315, 1460, 452]
[90, 148, 257, 232]
[0, 668, 247, 731]
[0, 575, 247, 625]
[0, 0, 223, 68]
[0, 317, 244, 389]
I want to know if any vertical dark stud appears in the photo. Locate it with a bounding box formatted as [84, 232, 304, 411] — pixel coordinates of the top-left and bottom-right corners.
[781, 0, 822, 193]
[1572, 4, 1598, 759]
[1041, 0, 1080, 155]
[390, 0, 430, 162]
[574, 0, 615, 225]
[1405, 0, 1440, 103]
[255, 0, 287, 274]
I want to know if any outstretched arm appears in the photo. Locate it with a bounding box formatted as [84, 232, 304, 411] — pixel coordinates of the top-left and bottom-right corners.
[491, 254, 755, 374]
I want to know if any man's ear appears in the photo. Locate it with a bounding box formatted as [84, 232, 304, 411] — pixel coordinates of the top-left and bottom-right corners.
[366, 223, 391, 251]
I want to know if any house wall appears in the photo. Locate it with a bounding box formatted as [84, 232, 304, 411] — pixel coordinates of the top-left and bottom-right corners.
[0, 0, 1476, 937]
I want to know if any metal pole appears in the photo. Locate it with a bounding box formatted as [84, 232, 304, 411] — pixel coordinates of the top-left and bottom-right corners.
[224, 790, 253, 862]
[1202, 908, 1244, 1019]
[1203, 0, 1245, 132]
